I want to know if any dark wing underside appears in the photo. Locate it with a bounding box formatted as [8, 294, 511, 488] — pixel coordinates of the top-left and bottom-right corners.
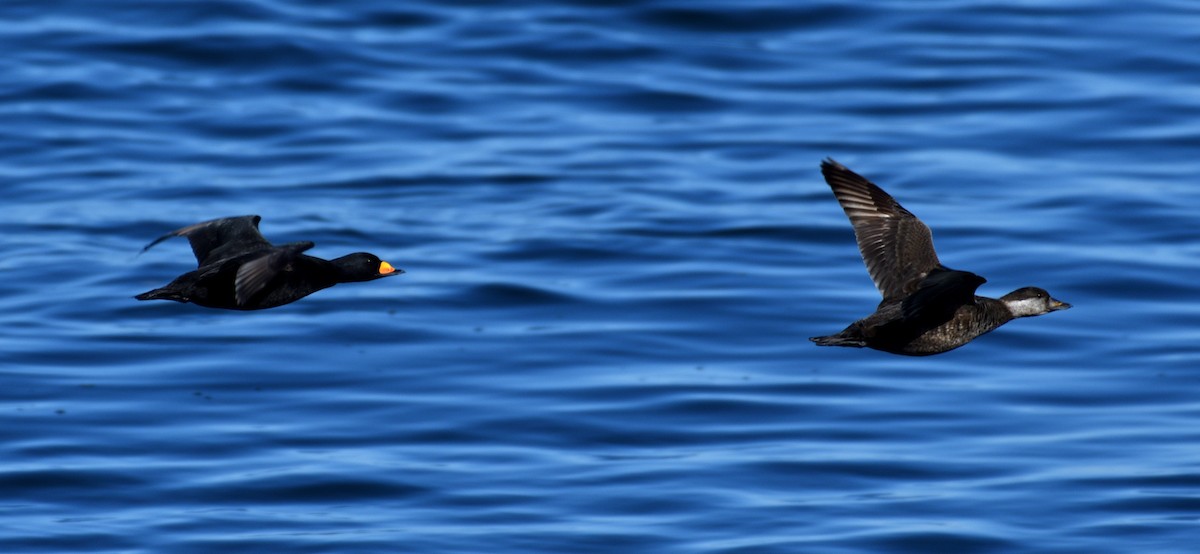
[233, 241, 315, 306]
[142, 215, 273, 267]
[898, 268, 986, 322]
[821, 159, 942, 301]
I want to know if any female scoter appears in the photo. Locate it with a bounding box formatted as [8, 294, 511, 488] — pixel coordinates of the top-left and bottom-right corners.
[811, 159, 1069, 355]
[135, 215, 402, 310]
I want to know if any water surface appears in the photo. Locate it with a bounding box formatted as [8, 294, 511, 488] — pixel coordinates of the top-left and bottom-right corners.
[2, 1, 1199, 552]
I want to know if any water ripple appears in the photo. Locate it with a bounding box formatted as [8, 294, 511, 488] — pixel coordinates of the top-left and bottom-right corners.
[3, 1, 1200, 552]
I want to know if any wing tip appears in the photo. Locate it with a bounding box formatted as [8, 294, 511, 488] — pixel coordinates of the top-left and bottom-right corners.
[138, 232, 178, 256]
[820, 157, 866, 184]
[820, 157, 847, 175]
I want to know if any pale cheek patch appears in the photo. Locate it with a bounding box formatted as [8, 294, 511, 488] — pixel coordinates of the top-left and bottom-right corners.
[1006, 297, 1045, 317]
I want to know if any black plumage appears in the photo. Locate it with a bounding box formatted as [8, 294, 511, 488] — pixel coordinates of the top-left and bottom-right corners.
[135, 215, 402, 310]
[811, 159, 1069, 355]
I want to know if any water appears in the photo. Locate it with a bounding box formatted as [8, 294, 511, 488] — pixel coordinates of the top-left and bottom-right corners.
[2, 1, 1199, 552]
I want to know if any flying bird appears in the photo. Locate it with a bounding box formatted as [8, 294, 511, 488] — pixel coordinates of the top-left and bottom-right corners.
[811, 159, 1069, 355]
[135, 215, 402, 310]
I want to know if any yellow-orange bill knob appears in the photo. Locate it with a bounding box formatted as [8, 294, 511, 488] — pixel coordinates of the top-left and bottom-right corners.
[379, 261, 396, 274]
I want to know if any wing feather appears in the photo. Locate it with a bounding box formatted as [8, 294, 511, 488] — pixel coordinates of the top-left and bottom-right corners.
[141, 215, 271, 267]
[821, 159, 942, 300]
[233, 241, 315, 306]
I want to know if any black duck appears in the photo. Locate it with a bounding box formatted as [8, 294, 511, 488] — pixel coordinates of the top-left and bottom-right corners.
[136, 215, 402, 310]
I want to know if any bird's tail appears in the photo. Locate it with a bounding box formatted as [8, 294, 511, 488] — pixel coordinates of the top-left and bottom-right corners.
[134, 288, 187, 303]
[809, 333, 867, 348]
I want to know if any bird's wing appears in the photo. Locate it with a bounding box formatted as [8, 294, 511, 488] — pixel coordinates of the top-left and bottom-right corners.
[233, 241, 315, 307]
[898, 268, 986, 323]
[821, 159, 942, 301]
[141, 215, 272, 267]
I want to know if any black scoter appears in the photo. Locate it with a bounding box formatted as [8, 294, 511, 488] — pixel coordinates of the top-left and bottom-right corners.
[810, 159, 1069, 355]
[135, 215, 402, 310]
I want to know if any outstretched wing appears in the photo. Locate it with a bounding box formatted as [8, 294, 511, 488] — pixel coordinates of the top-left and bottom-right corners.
[233, 241, 315, 306]
[821, 159, 942, 301]
[142, 215, 272, 267]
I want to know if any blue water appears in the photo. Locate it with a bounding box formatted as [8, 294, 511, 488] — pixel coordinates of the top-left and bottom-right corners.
[2, 1, 1199, 552]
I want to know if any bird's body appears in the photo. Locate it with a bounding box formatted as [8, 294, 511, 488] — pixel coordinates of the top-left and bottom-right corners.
[135, 215, 401, 310]
[811, 159, 1068, 355]
[814, 292, 1020, 355]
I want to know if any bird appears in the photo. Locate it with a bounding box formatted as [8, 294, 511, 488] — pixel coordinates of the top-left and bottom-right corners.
[810, 159, 1069, 355]
[135, 215, 403, 310]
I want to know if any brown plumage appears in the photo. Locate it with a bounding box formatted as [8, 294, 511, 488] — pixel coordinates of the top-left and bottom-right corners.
[811, 159, 1069, 355]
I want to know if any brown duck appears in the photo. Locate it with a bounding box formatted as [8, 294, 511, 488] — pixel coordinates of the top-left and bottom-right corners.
[811, 159, 1069, 355]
